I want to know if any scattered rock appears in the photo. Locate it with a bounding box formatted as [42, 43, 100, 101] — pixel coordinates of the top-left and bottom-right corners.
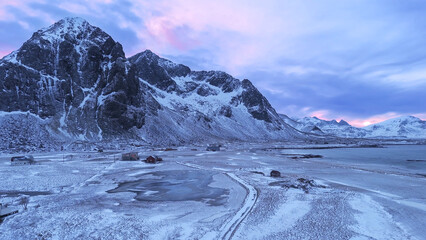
[145, 155, 163, 164]
[290, 154, 323, 159]
[269, 177, 326, 193]
[270, 170, 281, 177]
[358, 144, 383, 148]
[164, 148, 177, 151]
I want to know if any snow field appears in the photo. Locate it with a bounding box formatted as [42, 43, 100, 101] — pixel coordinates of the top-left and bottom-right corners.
[0, 144, 424, 239]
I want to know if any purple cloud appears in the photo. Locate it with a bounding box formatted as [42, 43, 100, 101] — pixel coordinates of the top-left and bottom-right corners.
[1, 0, 425, 125]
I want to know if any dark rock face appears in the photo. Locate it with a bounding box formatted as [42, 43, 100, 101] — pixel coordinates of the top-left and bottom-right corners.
[0, 17, 299, 146]
[312, 126, 323, 132]
[240, 79, 275, 123]
[192, 71, 241, 93]
[128, 51, 178, 92]
[0, 17, 149, 139]
[219, 106, 232, 118]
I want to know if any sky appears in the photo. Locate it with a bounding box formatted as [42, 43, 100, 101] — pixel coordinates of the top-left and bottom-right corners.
[0, 0, 425, 127]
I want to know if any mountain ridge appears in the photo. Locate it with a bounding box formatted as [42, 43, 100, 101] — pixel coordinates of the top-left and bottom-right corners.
[0, 17, 301, 150]
[280, 114, 426, 139]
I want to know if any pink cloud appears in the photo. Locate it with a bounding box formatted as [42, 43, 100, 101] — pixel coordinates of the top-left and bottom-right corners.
[125, 0, 280, 74]
[346, 112, 402, 127]
[137, 0, 258, 34]
[0, 49, 13, 59]
[145, 17, 200, 51]
[309, 110, 334, 121]
[413, 113, 426, 120]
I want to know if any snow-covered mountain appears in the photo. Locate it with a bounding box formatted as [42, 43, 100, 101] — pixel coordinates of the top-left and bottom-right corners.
[280, 114, 426, 139]
[0, 17, 301, 149]
[280, 114, 367, 138]
[363, 116, 426, 139]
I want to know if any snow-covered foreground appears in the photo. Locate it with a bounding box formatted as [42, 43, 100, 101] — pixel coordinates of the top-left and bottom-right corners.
[0, 144, 425, 239]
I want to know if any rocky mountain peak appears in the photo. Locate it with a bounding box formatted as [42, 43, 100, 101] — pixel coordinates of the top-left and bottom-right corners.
[338, 119, 349, 125]
[395, 116, 421, 122]
[3, 17, 123, 75]
[368, 116, 422, 127]
[130, 50, 191, 78]
[32, 17, 110, 44]
[45, 17, 89, 33]
[136, 49, 159, 60]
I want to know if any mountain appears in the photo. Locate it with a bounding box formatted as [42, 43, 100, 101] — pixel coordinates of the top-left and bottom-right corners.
[363, 116, 426, 139]
[0, 17, 301, 150]
[280, 114, 426, 139]
[280, 114, 367, 138]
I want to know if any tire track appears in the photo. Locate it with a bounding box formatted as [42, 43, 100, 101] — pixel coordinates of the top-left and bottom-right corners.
[175, 161, 259, 240]
[219, 173, 259, 240]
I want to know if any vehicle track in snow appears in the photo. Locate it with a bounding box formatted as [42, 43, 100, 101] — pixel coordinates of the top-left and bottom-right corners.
[175, 161, 259, 240]
[219, 173, 259, 240]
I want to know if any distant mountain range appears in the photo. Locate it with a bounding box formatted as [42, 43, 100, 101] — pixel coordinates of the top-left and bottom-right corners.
[363, 116, 426, 139]
[280, 114, 426, 139]
[0, 17, 301, 150]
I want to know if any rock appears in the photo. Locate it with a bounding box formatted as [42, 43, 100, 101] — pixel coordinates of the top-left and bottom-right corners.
[270, 170, 281, 177]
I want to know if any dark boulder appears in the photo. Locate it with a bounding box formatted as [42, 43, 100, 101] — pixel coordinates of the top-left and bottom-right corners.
[270, 170, 281, 177]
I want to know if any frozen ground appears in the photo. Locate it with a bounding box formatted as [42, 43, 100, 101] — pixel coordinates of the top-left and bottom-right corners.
[0, 144, 425, 239]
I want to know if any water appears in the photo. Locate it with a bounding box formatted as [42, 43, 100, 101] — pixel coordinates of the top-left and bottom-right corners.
[277, 145, 426, 205]
[108, 170, 229, 206]
[281, 145, 426, 174]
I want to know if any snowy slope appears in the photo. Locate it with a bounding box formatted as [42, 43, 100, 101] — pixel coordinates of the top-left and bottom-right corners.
[0, 111, 64, 151]
[127, 51, 302, 144]
[364, 116, 426, 139]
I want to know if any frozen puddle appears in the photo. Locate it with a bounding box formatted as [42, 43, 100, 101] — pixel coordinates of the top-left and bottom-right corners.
[108, 170, 229, 206]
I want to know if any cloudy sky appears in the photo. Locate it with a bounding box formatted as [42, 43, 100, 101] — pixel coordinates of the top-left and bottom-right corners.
[1, 0, 425, 126]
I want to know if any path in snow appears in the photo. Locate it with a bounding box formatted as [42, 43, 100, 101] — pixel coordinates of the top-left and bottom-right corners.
[218, 173, 259, 240]
[176, 161, 259, 240]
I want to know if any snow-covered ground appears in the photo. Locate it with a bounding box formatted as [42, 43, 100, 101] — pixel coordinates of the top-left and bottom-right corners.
[0, 144, 425, 239]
